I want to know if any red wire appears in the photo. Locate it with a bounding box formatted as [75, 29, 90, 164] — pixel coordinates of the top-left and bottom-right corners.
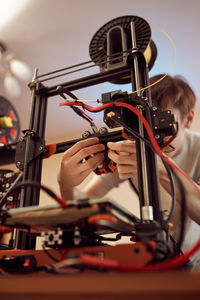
[54, 195, 68, 208]
[80, 237, 200, 271]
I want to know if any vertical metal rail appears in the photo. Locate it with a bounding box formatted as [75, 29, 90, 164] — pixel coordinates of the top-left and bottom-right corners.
[142, 75, 163, 223]
[16, 70, 48, 249]
[130, 21, 151, 221]
[130, 21, 162, 224]
[131, 22, 150, 220]
[129, 22, 167, 262]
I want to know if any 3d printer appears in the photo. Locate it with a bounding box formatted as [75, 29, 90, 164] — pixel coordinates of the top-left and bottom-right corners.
[0, 15, 199, 273]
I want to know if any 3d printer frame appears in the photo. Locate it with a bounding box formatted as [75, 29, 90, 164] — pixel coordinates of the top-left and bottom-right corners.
[14, 56, 166, 254]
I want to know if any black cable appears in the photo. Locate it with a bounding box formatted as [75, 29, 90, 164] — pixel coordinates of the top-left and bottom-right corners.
[128, 178, 139, 196]
[42, 244, 59, 262]
[155, 239, 172, 256]
[160, 158, 176, 225]
[107, 115, 152, 147]
[167, 166, 186, 253]
[57, 87, 97, 128]
[0, 180, 66, 211]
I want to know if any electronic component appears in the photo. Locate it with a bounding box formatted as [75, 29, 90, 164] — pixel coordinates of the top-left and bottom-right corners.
[0, 254, 37, 273]
[81, 126, 118, 175]
[42, 227, 63, 248]
[151, 106, 177, 145]
[0, 169, 20, 209]
[102, 90, 177, 147]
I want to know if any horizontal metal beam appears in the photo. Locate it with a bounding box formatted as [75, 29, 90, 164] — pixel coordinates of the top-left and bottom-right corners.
[37, 65, 131, 97]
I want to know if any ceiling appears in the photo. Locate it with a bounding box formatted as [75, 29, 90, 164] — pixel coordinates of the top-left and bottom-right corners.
[1, 0, 200, 144]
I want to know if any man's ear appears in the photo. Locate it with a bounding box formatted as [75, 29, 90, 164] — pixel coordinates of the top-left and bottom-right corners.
[184, 109, 194, 129]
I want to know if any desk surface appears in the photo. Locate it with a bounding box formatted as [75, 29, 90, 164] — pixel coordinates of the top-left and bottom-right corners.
[0, 269, 200, 300]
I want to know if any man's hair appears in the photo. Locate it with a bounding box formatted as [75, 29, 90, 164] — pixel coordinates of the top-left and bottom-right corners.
[150, 74, 196, 120]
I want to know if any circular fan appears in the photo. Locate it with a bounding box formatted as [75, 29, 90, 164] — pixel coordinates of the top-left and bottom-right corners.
[89, 15, 151, 69]
[0, 96, 20, 145]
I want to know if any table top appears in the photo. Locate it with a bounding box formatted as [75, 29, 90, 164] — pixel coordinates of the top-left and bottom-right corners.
[0, 270, 200, 300]
[0, 246, 200, 299]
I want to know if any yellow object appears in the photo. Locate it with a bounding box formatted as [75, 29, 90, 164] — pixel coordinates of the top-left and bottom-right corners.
[143, 44, 152, 64]
[0, 116, 13, 128]
[107, 111, 116, 118]
[168, 222, 174, 228]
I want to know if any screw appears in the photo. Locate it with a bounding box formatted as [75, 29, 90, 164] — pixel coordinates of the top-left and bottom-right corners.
[73, 226, 81, 246]
[82, 131, 91, 138]
[16, 162, 23, 170]
[39, 145, 44, 151]
[99, 127, 108, 135]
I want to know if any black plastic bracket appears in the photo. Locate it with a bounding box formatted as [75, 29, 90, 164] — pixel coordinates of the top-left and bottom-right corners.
[15, 130, 46, 171]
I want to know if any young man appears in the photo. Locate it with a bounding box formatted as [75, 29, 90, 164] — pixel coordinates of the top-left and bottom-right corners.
[58, 74, 200, 266]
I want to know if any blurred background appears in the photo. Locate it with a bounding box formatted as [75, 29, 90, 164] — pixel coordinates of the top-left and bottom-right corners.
[0, 0, 200, 235]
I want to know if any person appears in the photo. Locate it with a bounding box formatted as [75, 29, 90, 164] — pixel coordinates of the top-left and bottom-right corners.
[57, 74, 200, 267]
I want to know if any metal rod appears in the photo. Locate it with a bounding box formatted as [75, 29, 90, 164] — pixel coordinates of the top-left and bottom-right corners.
[38, 65, 131, 97]
[130, 21, 150, 211]
[16, 70, 48, 249]
[55, 130, 124, 154]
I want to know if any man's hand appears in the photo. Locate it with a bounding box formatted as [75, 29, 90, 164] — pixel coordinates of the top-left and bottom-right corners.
[58, 137, 105, 199]
[107, 141, 137, 179]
